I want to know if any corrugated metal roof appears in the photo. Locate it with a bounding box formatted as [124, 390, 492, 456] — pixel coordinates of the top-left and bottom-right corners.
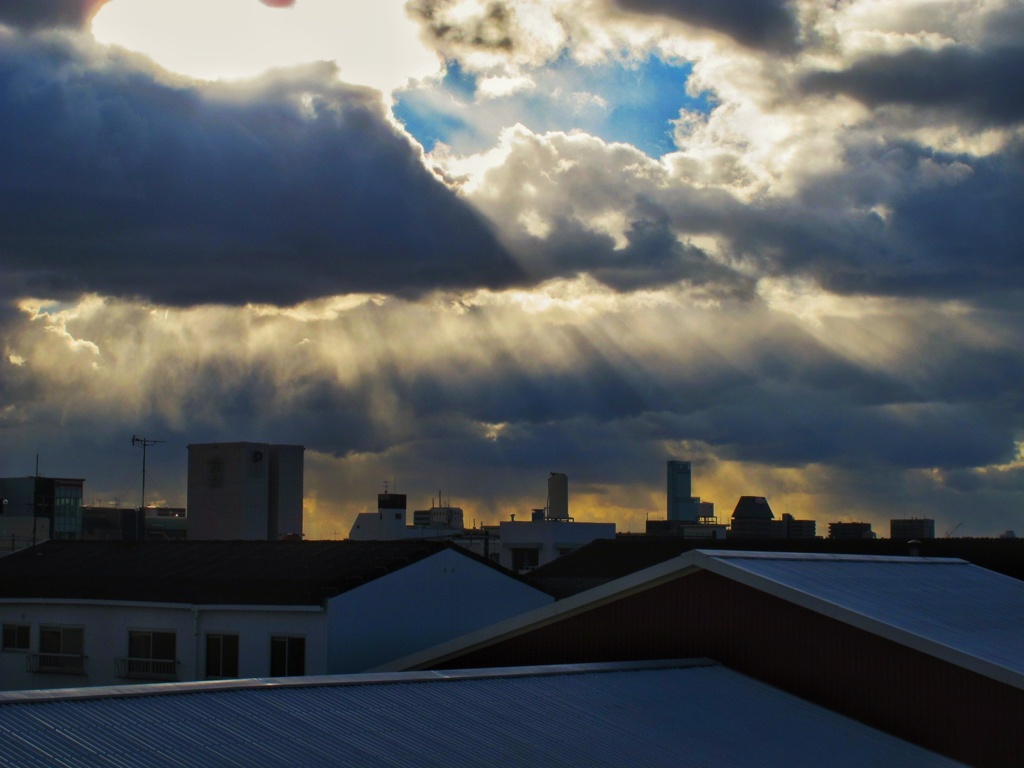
[698, 551, 1024, 685]
[0, 661, 965, 767]
[524, 537, 1024, 598]
[387, 549, 1024, 689]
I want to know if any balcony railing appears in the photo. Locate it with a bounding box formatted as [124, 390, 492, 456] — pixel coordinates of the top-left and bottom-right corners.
[115, 657, 178, 681]
[27, 652, 86, 675]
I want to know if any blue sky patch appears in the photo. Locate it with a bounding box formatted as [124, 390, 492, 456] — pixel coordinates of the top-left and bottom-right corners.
[393, 55, 711, 158]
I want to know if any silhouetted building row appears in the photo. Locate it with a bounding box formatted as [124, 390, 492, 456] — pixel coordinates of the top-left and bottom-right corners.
[828, 521, 876, 540]
[728, 497, 817, 539]
[890, 518, 935, 540]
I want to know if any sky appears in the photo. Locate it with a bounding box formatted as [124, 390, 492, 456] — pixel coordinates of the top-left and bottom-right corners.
[1, 0, 1023, 539]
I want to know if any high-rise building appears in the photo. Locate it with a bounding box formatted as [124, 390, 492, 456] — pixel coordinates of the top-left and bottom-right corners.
[547, 472, 569, 520]
[186, 443, 304, 541]
[667, 460, 701, 521]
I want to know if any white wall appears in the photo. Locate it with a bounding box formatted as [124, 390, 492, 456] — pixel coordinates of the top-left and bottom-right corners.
[1, 600, 325, 692]
[498, 520, 616, 571]
[187, 443, 270, 540]
[326, 548, 553, 672]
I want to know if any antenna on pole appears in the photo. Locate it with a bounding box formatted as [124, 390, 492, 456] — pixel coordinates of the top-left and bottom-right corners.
[132, 435, 165, 511]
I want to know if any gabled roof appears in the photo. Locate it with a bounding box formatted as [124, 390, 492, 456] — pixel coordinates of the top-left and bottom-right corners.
[0, 661, 965, 768]
[525, 536, 1024, 598]
[390, 550, 1024, 690]
[0, 539, 515, 606]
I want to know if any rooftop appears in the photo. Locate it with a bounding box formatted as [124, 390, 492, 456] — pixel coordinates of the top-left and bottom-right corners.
[0, 539, 517, 605]
[397, 550, 1024, 690]
[0, 661, 964, 768]
[731, 495, 774, 519]
[525, 536, 1024, 598]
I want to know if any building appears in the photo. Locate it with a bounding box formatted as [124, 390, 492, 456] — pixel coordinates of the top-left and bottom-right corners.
[0, 475, 84, 545]
[0, 539, 553, 692]
[665, 460, 715, 522]
[828, 521, 876, 540]
[727, 496, 774, 538]
[891, 518, 936, 540]
[774, 513, 817, 539]
[385, 550, 1024, 768]
[496, 473, 615, 572]
[81, 507, 187, 541]
[498, 516, 616, 572]
[645, 519, 728, 538]
[348, 491, 466, 541]
[186, 442, 304, 540]
[546, 472, 569, 520]
[523, 536, 1024, 599]
[350, 476, 616, 572]
[0, 660, 965, 768]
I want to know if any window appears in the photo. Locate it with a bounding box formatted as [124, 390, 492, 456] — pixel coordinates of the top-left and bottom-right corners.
[511, 547, 539, 571]
[270, 636, 305, 677]
[33, 626, 84, 673]
[2, 623, 30, 651]
[118, 630, 177, 679]
[207, 459, 224, 489]
[206, 633, 239, 678]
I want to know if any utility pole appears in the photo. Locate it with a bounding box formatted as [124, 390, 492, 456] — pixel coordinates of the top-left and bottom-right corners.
[132, 435, 165, 511]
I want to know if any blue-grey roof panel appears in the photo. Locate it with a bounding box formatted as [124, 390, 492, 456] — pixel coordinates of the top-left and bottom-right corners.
[702, 552, 1024, 678]
[0, 662, 964, 767]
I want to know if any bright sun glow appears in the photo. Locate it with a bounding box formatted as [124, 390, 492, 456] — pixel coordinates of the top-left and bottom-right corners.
[91, 0, 441, 94]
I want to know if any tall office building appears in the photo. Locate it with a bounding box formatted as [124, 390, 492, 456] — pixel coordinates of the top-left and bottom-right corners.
[667, 461, 701, 521]
[186, 443, 304, 541]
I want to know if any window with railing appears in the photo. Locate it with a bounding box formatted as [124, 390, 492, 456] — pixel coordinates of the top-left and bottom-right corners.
[116, 630, 177, 680]
[29, 626, 85, 674]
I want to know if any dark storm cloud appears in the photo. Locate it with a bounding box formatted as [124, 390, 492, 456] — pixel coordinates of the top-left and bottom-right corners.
[662, 139, 1024, 300]
[169, 303, 1019, 476]
[801, 44, 1024, 126]
[612, 0, 800, 52]
[515, 215, 756, 294]
[0, 37, 523, 306]
[410, 0, 515, 52]
[0, 0, 108, 30]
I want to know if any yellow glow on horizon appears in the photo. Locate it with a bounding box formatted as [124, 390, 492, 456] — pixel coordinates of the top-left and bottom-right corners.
[91, 0, 441, 94]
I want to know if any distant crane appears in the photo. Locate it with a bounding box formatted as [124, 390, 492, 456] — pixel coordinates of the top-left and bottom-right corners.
[945, 521, 963, 538]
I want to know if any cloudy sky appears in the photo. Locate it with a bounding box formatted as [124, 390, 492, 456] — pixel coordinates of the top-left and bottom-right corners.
[2, 0, 1023, 538]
